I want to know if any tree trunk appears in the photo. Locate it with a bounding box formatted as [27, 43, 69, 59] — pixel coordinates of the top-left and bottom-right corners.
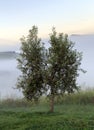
[50, 94, 54, 112]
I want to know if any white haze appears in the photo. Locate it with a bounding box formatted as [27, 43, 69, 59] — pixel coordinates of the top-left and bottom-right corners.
[0, 35, 94, 98]
[0, 58, 22, 99]
[70, 35, 94, 88]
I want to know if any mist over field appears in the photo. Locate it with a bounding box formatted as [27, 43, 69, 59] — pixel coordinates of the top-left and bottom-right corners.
[0, 35, 94, 98]
[0, 52, 21, 98]
[70, 35, 94, 88]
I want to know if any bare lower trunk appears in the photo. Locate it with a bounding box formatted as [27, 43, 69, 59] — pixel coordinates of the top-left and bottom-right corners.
[50, 94, 54, 112]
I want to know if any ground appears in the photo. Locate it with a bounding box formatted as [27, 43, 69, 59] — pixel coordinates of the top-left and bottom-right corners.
[0, 104, 94, 130]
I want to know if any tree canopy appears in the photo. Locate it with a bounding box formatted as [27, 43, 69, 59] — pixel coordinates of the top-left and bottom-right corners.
[17, 26, 46, 101]
[17, 26, 84, 112]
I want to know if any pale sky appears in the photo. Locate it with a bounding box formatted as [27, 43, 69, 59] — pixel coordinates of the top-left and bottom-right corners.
[0, 0, 94, 44]
[0, 0, 94, 95]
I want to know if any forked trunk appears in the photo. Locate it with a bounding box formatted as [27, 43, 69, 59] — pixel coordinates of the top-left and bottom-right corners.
[50, 94, 54, 112]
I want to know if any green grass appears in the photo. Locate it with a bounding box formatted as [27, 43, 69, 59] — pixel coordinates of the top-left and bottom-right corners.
[1, 89, 94, 130]
[0, 104, 94, 130]
[54, 89, 94, 105]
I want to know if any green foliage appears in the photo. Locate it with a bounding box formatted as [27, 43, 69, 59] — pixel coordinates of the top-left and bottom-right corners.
[47, 28, 83, 95]
[17, 26, 46, 101]
[17, 26, 84, 111]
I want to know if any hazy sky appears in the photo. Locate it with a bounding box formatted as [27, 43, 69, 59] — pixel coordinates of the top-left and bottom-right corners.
[0, 1, 94, 96]
[0, 0, 94, 44]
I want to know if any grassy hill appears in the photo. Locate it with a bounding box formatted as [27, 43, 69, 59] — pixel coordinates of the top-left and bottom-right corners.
[1, 90, 94, 130]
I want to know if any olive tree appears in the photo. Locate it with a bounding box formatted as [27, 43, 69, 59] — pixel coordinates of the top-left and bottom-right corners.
[17, 27, 84, 112]
[17, 26, 46, 101]
[46, 28, 83, 112]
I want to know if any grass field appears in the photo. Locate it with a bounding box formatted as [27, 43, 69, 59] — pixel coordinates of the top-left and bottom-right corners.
[1, 90, 94, 130]
[1, 104, 94, 130]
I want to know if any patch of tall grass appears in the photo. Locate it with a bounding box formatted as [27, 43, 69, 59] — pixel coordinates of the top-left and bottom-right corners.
[0, 88, 94, 108]
[0, 98, 32, 108]
[54, 88, 94, 105]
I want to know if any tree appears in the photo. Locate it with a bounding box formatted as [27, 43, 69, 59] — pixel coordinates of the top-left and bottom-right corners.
[46, 28, 83, 112]
[17, 26, 84, 112]
[17, 26, 46, 101]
